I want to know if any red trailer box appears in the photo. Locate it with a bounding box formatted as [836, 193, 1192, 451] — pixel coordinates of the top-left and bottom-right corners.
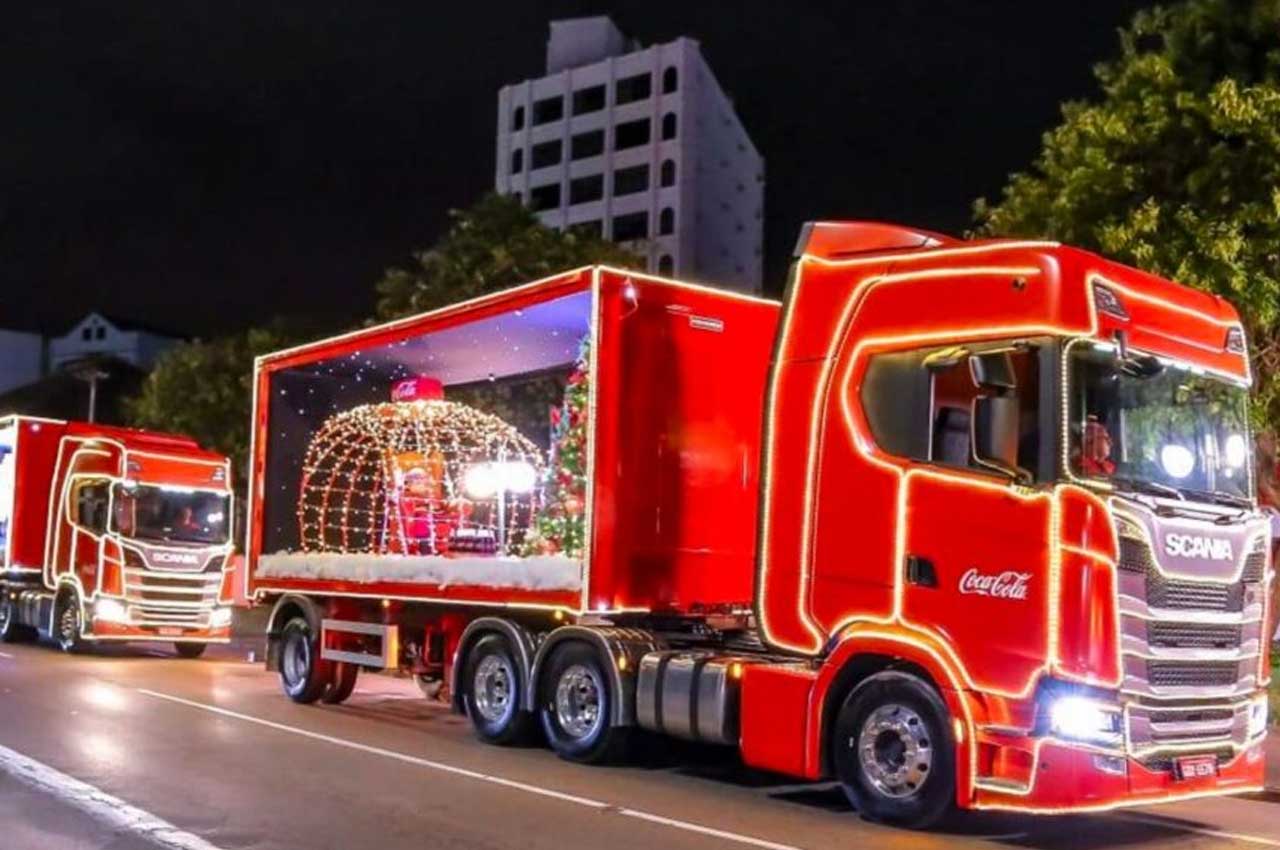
[248, 227, 1269, 828]
[0, 416, 235, 655]
[247, 268, 778, 616]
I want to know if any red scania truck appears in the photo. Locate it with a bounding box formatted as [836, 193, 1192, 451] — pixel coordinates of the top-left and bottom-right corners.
[0, 416, 236, 655]
[245, 222, 1270, 827]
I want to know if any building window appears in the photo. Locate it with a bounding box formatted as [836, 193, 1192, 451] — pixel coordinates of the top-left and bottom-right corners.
[96, 326, 106, 340]
[612, 211, 648, 241]
[571, 129, 605, 160]
[510, 148, 523, 174]
[531, 139, 562, 169]
[615, 72, 651, 105]
[512, 105, 525, 131]
[658, 254, 674, 275]
[662, 67, 678, 94]
[532, 95, 563, 125]
[81, 327, 92, 341]
[569, 220, 603, 239]
[660, 159, 676, 187]
[614, 118, 651, 150]
[572, 84, 606, 115]
[569, 174, 604, 205]
[613, 164, 649, 196]
[661, 112, 677, 140]
[528, 183, 561, 211]
[659, 207, 675, 235]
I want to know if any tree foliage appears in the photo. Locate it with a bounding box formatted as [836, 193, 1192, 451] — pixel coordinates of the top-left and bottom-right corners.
[375, 192, 640, 320]
[124, 322, 307, 485]
[975, 0, 1280, 426]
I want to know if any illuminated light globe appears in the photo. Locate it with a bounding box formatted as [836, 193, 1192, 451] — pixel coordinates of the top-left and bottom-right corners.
[297, 384, 544, 557]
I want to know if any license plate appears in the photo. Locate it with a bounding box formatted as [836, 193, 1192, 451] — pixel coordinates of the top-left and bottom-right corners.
[158, 627, 183, 637]
[1174, 755, 1218, 781]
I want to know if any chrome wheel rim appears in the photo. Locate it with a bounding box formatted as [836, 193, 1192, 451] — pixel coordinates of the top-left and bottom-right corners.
[0, 599, 11, 635]
[856, 703, 933, 798]
[58, 602, 80, 650]
[554, 663, 604, 740]
[473, 654, 515, 724]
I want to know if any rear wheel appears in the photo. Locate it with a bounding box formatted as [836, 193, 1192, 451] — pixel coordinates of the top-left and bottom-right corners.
[0, 595, 33, 642]
[831, 671, 956, 828]
[322, 662, 359, 704]
[54, 593, 85, 654]
[462, 634, 532, 744]
[279, 616, 331, 704]
[174, 642, 207, 659]
[539, 642, 629, 764]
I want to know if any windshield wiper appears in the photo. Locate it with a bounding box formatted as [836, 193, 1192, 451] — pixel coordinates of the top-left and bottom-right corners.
[1174, 486, 1253, 512]
[1110, 475, 1184, 500]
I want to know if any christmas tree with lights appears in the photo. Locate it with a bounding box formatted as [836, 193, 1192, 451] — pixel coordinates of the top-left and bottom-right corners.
[524, 338, 590, 558]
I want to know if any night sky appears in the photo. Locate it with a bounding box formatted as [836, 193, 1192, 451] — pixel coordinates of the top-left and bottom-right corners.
[2, 1, 1152, 339]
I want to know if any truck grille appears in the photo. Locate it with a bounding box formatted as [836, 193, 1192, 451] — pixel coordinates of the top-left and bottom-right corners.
[1146, 572, 1240, 612]
[1146, 661, 1240, 688]
[124, 567, 221, 627]
[1148, 622, 1241, 649]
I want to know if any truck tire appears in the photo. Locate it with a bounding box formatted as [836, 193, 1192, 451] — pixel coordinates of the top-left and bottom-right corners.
[174, 642, 208, 659]
[279, 616, 332, 704]
[461, 634, 532, 744]
[322, 662, 359, 704]
[0, 596, 34, 643]
[831, 670, 956, 829]
[538, 641, 629, 764]
[54, 593, 85, 654]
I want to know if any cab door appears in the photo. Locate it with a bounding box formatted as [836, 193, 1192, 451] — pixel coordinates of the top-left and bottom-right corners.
[898, 343, 1055, 697]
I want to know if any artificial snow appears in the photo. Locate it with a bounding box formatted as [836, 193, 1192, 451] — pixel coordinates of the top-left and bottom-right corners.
[257, 551, 582, 592]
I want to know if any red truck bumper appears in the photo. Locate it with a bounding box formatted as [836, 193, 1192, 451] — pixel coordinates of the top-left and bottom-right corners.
[87, 620, 232, 644]
[973, 738, 1266, 813]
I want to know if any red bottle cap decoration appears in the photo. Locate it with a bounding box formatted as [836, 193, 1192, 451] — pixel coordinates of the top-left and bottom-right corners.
[392, 376, 445, 402]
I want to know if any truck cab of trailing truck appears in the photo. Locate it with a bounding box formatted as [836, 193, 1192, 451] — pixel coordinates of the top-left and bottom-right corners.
[0, 418, 236, 655]
[753, 223, 1269, 812]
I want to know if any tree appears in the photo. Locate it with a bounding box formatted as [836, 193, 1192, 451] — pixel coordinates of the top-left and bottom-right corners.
[375, 192, 640, 320]
[125, 321, 308, 486]
[974, 0, 1280, 426]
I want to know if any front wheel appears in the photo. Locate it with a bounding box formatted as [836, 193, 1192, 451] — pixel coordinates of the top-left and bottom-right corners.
[538, 642, 629, 764]
[54, 593, 85, 654]
[831, 671, 956, 828]
[278, 617, 331, 703]
[321, 662, 359, 704]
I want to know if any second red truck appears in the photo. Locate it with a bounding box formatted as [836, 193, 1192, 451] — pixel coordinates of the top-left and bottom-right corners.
[244, 221, 1270, 826]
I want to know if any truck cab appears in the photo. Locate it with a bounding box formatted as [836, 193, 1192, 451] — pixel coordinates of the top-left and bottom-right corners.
[752, 222, 1268, 815]
[0, 417, 235, 656]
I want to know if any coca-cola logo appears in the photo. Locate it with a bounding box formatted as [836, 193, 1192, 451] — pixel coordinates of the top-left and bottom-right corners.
[958, 568, 1030, 600]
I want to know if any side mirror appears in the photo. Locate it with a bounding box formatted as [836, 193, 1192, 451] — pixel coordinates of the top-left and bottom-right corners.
[972, 395, 1029, 483]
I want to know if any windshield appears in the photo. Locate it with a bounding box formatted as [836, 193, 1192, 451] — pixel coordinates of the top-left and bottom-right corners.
[112, 484, 230, 545]
[1067, 344, 1253, 504]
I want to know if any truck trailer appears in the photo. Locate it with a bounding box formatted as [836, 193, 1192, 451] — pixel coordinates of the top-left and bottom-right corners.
[0, 416, 236, 655]
[245, 222, 1270, 826]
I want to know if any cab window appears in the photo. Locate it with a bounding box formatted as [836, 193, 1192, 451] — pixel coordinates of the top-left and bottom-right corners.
[861, 341, 1052, 482]
[73, 480, 110, 532]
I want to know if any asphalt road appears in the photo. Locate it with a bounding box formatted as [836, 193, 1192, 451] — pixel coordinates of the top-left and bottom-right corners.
[2, 638, 1280, 850]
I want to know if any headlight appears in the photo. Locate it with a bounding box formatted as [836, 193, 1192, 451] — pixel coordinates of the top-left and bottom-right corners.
[93, 598, 128, 624]
[1049, 695, 1122, 745]
[1248, 698, 1269, 738]
[209, 607, 233, 629]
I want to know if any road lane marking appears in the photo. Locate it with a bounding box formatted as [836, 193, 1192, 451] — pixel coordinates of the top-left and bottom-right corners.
[0, 741, 225, 850]
[0, 651, 14, 658]
[1119, 813, 1280, 848]
[139, 688, 804, 850]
